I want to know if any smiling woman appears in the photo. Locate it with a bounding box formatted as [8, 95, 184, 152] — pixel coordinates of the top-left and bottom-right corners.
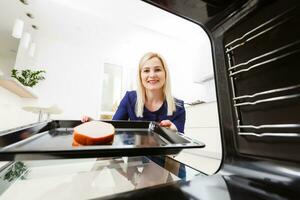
[112, 52, 185, 133]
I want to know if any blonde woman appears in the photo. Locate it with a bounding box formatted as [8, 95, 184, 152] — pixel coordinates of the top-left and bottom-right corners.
[114, 52, 186, 132]
[83, 52, 186, 133]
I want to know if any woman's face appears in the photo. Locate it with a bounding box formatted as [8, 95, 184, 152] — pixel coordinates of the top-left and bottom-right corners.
[141, 57, 166, 91]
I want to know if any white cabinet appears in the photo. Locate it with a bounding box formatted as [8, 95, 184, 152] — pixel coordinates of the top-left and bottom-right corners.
[185, 102, 220, 128]
[184, 102, 222, 159]
[172, 102, 222, 174]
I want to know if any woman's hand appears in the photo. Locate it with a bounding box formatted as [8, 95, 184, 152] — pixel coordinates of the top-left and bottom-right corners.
[159, 120, 178, 132]
[81, 116, 92, 123]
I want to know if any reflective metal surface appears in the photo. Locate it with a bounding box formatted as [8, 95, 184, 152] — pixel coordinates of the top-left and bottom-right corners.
[0, 156, 201, 199]
[99, 162, 300, 200]
[143, 0, 247, 31]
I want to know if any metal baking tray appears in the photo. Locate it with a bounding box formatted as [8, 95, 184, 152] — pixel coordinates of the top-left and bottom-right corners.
[0, 120, 205, 160]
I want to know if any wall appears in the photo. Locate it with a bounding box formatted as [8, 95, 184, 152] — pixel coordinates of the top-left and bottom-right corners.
[0, 47, 38, 131]
[0, 53, 15, 76]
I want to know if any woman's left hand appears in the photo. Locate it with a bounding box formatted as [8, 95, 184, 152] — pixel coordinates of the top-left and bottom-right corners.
[159, 120, 178, 132]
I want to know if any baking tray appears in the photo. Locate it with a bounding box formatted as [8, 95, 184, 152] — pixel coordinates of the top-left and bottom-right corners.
[0, 120, 205, 160]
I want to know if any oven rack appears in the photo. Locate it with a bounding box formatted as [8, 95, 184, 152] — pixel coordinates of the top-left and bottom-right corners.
[238, 124, 300, 129]
[234, 93, 300, 107]
[233, 84, 300, 101]
[225, 6, 300, 140]
[228, 40, 300, 71]
[238, 123, 300, 138]
[225, 6, 299, 53]
[238, 132, 300, 138]
[229, 44, 300, 76]
[229, 49, 300, 76]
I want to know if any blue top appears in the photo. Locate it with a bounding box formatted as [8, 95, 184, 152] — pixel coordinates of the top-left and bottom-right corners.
[112, 91, 186, 133]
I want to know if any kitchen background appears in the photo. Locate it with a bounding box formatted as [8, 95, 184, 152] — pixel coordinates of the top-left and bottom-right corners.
[0, 0, 221, 173]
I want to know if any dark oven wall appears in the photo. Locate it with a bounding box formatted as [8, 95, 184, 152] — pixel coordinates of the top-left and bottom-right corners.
[224, 0, 300, 162]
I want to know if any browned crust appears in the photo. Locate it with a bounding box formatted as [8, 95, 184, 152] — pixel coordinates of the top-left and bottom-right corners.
[73, 130, 114, 145]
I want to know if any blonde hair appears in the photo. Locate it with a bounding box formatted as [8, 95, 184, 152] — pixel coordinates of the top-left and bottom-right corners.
[135, 52, 176, 117]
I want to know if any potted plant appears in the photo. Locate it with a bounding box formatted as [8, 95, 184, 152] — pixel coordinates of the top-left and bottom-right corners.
[11, 69, 46, 87]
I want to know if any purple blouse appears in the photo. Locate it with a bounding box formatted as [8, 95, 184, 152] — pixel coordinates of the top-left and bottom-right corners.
[112, 91, 186, 133]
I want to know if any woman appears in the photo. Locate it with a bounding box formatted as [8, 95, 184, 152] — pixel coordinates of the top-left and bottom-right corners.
[83, 52, 186, 133]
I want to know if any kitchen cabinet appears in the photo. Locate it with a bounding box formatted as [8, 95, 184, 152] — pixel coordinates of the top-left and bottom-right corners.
[172, 102, 222, 174]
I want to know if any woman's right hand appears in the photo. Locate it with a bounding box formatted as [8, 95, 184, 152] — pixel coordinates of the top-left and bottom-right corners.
[81, 116, 92, 123]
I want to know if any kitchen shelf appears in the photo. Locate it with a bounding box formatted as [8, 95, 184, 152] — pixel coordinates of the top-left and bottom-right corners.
[0, 76, 38, 98]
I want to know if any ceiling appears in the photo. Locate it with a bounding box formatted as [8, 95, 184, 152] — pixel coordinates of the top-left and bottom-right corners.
[0, 0, 206, 58]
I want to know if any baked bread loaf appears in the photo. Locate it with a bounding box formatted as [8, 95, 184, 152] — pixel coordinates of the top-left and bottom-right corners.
[73, 121, 115, 145]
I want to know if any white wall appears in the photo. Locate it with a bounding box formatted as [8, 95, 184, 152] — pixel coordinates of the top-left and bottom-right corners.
[0, 50, 39, 131]
[0, 53, 15, 76]
[100, 24, 211, 104]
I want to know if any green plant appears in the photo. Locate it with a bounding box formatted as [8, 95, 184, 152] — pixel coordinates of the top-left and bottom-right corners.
[11, 69, 46, 87]
[3, 161, 29, 182]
